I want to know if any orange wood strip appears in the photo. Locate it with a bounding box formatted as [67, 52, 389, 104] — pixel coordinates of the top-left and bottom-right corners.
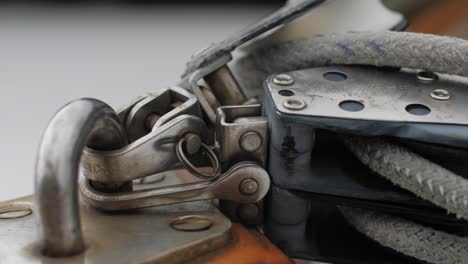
[191, 224, 293, 264]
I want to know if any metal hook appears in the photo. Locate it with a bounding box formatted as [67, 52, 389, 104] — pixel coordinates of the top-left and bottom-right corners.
[34, 98, 127, 257]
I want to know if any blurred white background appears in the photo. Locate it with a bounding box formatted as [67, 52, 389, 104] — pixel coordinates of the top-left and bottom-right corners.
[0, 4, 276, 201]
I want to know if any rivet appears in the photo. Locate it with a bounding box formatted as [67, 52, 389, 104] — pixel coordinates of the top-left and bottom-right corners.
[283, 98, 306, 110]
[239, 131, 263, 153]
[239, 178, 259, 195]
[273, 74, 294, 86]
[430, 89, 450, 101]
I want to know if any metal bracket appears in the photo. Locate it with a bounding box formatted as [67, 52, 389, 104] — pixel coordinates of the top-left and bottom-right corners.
[82, 114, 208, 183]
[216, 104, 268, 168]
[124, 87, 201, 142]
[0, 196, 232, 264]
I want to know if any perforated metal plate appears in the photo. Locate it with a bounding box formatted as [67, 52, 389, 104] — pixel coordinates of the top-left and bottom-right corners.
[266, 66, 468, 125]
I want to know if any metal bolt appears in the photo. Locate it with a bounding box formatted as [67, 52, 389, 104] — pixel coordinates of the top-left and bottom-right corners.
[417, 71, 438, 83]
[430, 89, 451, 101]
[144, 113, 161, 132]
[183, 133, 202, 155]
[237, 203, 260, 225]
[283, 97, 306, 110]
[239, 131, 263, 153]
[0, 203, 32, 219]
[273, 74, 294, 86]
[239, 178, 259, 195]
[170, 214, 214, 232]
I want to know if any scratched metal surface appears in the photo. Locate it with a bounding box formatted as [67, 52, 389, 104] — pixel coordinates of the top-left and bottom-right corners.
[0, 196, 232, 264]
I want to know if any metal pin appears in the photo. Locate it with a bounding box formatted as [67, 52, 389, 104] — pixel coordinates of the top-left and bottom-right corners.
[239, 178, 259, 195]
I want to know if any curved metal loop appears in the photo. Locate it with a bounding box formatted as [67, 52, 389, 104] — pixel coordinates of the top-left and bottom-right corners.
[80, 162, 271, 211]
[176, 136, 221, 179]
[35, 98, 127, 257]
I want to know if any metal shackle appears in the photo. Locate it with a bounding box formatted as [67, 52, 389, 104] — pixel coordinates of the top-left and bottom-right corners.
[34, 98, 127, 257]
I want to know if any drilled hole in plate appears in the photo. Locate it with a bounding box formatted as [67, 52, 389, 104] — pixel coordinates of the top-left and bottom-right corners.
[339, 100, 365, 112]
[0, 203, 32, 219]
[406, 104, 431, 116]
[323, 71, 347, 81]
[278, 89, 295, 97]
[417, 71, 438, 83]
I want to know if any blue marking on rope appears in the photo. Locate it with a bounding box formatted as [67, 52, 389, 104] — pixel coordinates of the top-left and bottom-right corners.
[337, 41, 354, 55]
[368, 41, 385, 54]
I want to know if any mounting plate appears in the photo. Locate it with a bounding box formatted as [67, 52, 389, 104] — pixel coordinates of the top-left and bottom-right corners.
[266, 66, 468, 125]
[0, 196, 231, 264]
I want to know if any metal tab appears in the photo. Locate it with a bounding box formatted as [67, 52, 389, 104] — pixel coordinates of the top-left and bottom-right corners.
[216, 105, 268, 168]
[80, 162, 270, 211]
[82, 115, 208, 183]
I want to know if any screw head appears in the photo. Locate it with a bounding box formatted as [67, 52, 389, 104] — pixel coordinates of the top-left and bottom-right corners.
[239, 131, 263, 153]
[0, 203, 32, 219]
[273, 74, 294, 86]
[170, 214, 214, 232]
[239, 178, 259, 195]
[430, 89, 451, 101]
[283, 97, 306, 110]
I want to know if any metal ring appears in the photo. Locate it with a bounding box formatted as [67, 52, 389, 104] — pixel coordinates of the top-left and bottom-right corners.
[176, 137, 221, 179]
